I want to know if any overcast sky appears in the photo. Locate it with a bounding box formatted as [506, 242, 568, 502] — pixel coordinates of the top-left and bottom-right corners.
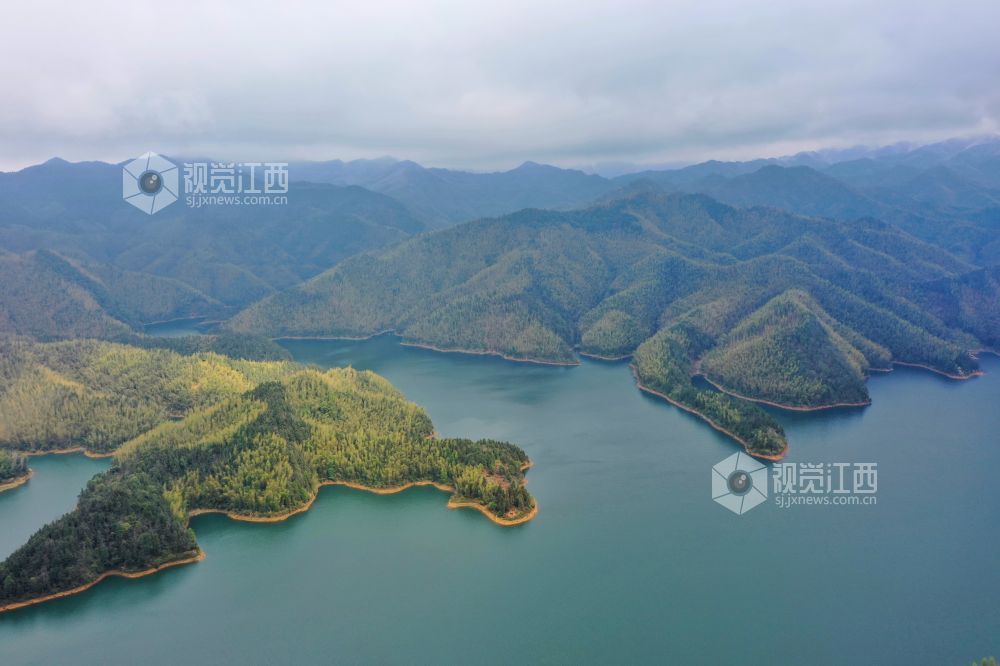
[2, 0, 998, 172]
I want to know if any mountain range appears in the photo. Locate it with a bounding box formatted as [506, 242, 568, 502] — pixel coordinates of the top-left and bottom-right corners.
[2, 136, 999, 458]
[228, 191, 998, 458]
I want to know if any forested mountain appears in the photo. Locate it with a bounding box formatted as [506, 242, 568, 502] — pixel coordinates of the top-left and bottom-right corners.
[290, 158, 618, 227]
[0, 159, 424, 313]
[692, 166, 887, 221]
[0, 248, 299, 365]
[4, 138, 997, 321]
[618, 136, 1000, 199]
[230, 191, 997, 458]
[3, 139, 998, 460]
[908, 266, 1000, 350]
[0, 339, 534, 610]
[0, 249, 220, 339]
[698, 290, 878, 407]
[610, 137, 1000, 265]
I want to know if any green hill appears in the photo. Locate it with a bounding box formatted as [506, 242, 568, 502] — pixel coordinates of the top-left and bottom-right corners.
[0, 340, 534, 610]
[0, 249, 220, 340]
[0, 338, 296, 454]
[0, 248, 297, 362]
[230, 192, 996, 458]
[699, 291, 880, 408]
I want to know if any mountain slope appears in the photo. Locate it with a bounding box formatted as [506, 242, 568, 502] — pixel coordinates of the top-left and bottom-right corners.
[699, 291, 878, 408]
[0, 250, 137, 339]
[0, 160, 425, 311]
[694, 165, 886, 220]
[230, 192, 993, 458]
[290, 158, 617, 226]
[908, 267, 1000, 350]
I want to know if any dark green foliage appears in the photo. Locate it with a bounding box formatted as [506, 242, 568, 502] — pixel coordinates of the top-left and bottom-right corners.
[909, 267, 1000, 349]
[0, 471, 199, 603]
[0, 450, 28, 483]
[632, 321, 787, 458]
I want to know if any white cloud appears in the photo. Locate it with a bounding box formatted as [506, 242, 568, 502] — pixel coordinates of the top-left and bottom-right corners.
[1, 0, 998, 170]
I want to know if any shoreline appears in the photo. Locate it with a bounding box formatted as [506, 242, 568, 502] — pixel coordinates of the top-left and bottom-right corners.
[890, 360, 983, 380]
[697, 374, 872, 412]
[19, 447, 114, 459]
[400, 341, 579, 367]
[0, 550, 205, 615]
[142, 314, 209, 327]
[578, 351, 632, 362]
[272, 328, 579, 366]
[447, 499, 539, 526]
[273, 329, 396, 342]
[630, 365, 787, 462]
[0, 469, 34, 493]
[188, 474, 537, 527]
[2, 472, 536, 614]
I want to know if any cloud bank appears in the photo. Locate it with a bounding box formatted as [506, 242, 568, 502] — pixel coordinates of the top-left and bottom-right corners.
[2, 0, 998, 170]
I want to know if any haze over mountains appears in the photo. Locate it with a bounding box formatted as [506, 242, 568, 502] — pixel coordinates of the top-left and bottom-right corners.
[1, 135, 998, 457]
[0, 136, 996, 334]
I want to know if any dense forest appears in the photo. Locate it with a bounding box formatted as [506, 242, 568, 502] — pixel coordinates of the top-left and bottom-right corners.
[0, 450, 28, 484]
[0, 340, 534, 609]
[0, 338, 300, 454]
[230, 192, 998, 457]
[0, 248, 298, 357]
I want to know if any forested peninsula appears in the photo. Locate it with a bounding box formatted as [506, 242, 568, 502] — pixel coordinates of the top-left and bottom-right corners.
[0, 339, 535, 612]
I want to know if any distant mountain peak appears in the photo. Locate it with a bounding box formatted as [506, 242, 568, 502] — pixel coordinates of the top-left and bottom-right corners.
[512, 160, 552, 172]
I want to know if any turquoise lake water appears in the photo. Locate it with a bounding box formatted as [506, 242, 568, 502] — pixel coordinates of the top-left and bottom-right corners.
[1, 335, 997, 664]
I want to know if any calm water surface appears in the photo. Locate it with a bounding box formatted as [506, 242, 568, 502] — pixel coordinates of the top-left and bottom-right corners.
[1, 334, 997, 665]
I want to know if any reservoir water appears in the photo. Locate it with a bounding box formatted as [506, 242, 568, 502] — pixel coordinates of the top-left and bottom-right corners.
[1, 334, 998, 664]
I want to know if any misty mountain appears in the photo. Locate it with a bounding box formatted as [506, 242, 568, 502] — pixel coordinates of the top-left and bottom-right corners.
[290, 158, 618, 226]
[0, 158, 425, 313]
